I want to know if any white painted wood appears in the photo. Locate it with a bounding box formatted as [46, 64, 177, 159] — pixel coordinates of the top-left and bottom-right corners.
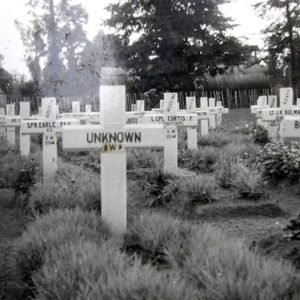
[136, 100, 145, 112]
[281, 115, 300, 138]
[19, 102, 31, 156]
[208, 98, 216, 129]
[63, 70, 165, 234]
[268, 95, 278, 108]
[200, 97, 209, 135]
[6, 104, 15, 145]
[0, 108, 5, 139]
[280, 87, 293, 108]
[186, 96, 197, 150]
[72, 101, 81, 113]
[85, 104, 92, 113]
[42, 98, 58, 180]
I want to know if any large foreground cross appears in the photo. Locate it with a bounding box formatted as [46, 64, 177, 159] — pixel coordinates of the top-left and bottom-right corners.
[62, 68, 165, 234]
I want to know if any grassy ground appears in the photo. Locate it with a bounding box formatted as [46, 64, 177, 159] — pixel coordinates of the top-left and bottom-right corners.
[0, 190, 31, 299]
[0, 109, 300, 299]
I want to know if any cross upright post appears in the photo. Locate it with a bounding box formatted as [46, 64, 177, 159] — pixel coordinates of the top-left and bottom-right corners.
[6, 104, 16, 145]
[62, 68, 165, 234]
[21, 98, 79, 180]
[20, 102, 31, 156]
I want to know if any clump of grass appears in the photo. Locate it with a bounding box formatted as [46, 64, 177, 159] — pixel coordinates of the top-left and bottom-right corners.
[28, 163, 101, 214]
[180, 225, 300, 300]
[143, 170, 178, 207]
[224, 141, 257, 159]
[188, 147, 219, 173]
[125, 212, 195, 269]
[12, 209, 110, 298]
[127, 149, 162, 170]
[0, 150, 38, 191]
[198, 131, 232, 147]
[231, 161, 266, 200]
[215, 154, 238, 189]
[33, 240, 195, 300]
[181, 176, 217, 205]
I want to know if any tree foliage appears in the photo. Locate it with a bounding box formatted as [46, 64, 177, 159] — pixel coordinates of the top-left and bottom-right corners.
[106, 0, 255, 91]
[255, 0, 300, 88]
[16, 0, 88, 98]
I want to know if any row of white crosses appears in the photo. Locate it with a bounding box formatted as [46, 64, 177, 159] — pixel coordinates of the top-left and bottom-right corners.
[61, 68, 229, 233]
[0, 102, 36, 154]
[251, 88, 300, 139]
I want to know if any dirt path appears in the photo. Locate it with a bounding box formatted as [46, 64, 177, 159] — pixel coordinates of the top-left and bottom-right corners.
[0, 189, 30, 300]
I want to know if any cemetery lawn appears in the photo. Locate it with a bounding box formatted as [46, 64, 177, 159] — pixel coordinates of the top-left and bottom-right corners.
[1, 108, 300, 299]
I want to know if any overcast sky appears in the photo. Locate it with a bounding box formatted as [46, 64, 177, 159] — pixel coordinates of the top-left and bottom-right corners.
[0, 0, 266, 79]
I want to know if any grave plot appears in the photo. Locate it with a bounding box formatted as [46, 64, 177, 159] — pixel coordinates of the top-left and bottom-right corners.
[1, 77, 300, 299]
[1, 104, 299, 299]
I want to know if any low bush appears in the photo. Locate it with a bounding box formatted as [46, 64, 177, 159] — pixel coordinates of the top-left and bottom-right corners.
[197, 131, 232, 147]
[127, 149, 162, 170]
[28, 163, 101, 214]
[257, 141, 300, 184]
[181, 176, 217, 205]
[181, 225, 300, 300]
[13, 209, 110, 298]
[251, 125, 270, 145]
[143, 170, 178, 207]
[215, 154, 238, 189]
[124, 213, 194, 269]
[231, 161, 266, 199]
[33, 240, 195, 300]
[188, 147, 219, 173]
[224, 140, 257, 159]
[0, 147, 38, 192]
[12, 211, 300, 300]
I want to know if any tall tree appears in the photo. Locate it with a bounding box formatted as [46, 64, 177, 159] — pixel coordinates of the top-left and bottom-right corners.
[106, 0, 254, 91]
[255, 0, 300, 89]
[16, 0, 88, 97]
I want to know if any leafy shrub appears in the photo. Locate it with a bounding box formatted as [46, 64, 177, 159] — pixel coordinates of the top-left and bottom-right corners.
[257, 141, 300, 183]
[181, 176, 217, 205]
[251, 125, 270, 145]
[143, 170, 178, 207]
[231, 161, 266, 199]
[28, 163, 101, 214]
[13, 209, 110, 298]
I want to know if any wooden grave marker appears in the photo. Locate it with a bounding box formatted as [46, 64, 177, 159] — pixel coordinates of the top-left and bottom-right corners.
[62, 68, 165, 234]
[21, 98, 79, 180]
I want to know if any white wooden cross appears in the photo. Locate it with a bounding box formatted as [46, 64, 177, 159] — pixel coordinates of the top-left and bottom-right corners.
[20, 102, 31, 156]
[0, 102, 40, 154]
[126, 93, 197, 171]
[21, 98, 79, 180]
[62, 68, 165, 234]
[260, 88, 296, 139]
[72, 101, 81, 113]
[6, 104, 16, 145]
[0, 107, 5, 140]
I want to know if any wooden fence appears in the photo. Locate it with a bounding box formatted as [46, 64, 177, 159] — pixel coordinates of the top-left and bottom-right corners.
[9, 87, 300, 113]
